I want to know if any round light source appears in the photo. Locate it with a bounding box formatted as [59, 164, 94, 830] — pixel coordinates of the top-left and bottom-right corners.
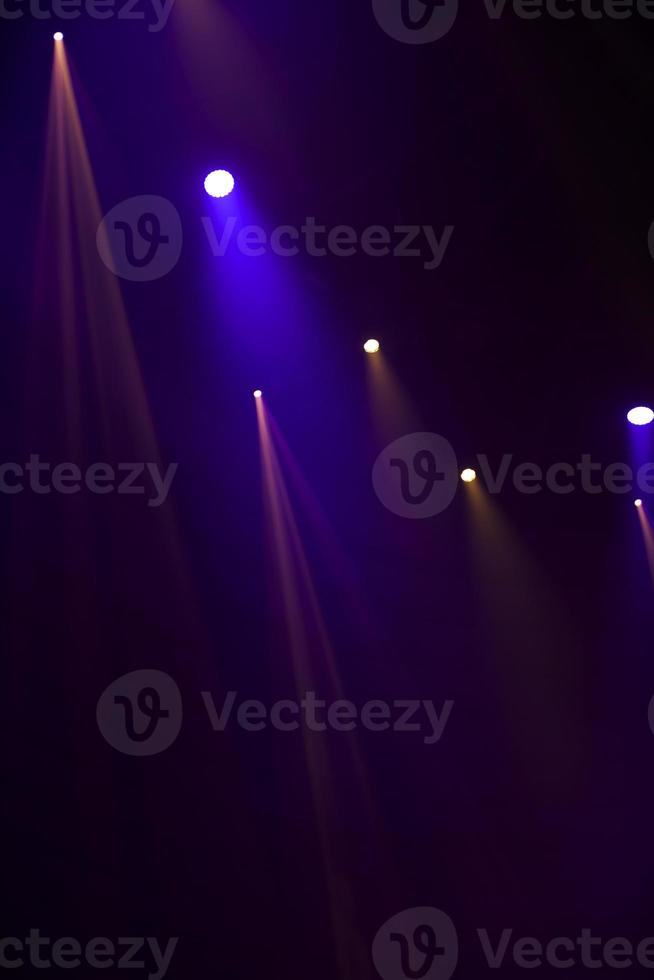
[364, 339, 380, 354]
[253, 389, 263, 399]
[635, 499, 643, 508]
[204, 169, 235, 199]
[627, 406, 654, 426]
[461, 468, 477, 483]
[53, 31, 64, 40]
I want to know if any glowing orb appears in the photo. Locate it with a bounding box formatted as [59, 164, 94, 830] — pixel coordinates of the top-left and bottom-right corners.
[204, 169, 235, 199]
[461, 469, 477, 483]
[364, 339, 380, 354]
[627, 406, 654, 426]
[53, 31, 64, 41]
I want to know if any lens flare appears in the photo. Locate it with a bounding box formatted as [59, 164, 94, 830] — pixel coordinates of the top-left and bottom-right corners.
[204, 169, 235, 199]
[627, 406, 654, 426]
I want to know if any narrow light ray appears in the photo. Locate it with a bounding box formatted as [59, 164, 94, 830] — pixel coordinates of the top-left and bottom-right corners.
[637, 505, 654, 587]
[256, 396, 349, 971]
[266, 412, 382, 644]
[30, 42, 158, 460]
[464, 479, 581, 787]
[365, 351, 419, 444]
[15, 42, 212, 675]
[256, 398, 391, 979]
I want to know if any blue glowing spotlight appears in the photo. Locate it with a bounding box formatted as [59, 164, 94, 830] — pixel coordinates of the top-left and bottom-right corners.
[627, 406, 654, 426]
[204, 169, 235, 199]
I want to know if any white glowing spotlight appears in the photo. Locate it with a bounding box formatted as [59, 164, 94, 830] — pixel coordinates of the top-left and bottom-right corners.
[461, 468, 477, 483]
[627, 406, 654, 427]
[635, 499, 644, 508]
[204, 169, 235, 199]
[53, 31, 64, 41]
[364, 339, 380, 354]
[253, 389, 263, 399]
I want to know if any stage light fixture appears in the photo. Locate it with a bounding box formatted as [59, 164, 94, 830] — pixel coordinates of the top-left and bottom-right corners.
[204, 169, 235, 199]
[627, 406, 654, 426]
[364, 339, 380, 354]
[636, 499, 644, 508]
[53, 31, 64, 40]
[253, 390, 263, 399]
[461, 469, 477, 483]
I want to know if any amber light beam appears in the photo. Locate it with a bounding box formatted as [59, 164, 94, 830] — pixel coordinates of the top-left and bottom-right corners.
[22, 36, 205, 643]
[254, 394, 386, 978]
[636, 501, 654, 586]
[33, 35, 159, 460]
[464, 478, 580, 788]
[364, 345, 417, 442]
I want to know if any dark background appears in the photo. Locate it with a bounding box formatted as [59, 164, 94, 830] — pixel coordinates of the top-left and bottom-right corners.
[1, 2, 654, 977]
